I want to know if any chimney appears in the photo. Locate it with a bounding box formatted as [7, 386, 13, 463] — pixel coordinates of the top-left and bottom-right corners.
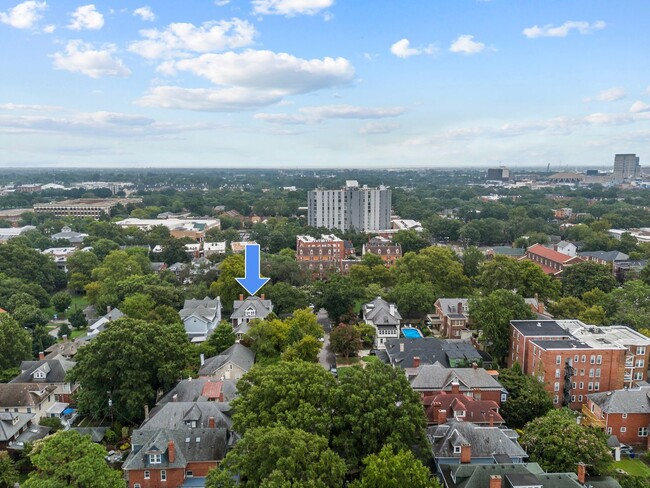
[168, 440, 175, 464]
[38, 351, 45, 360]
[451, 379, 460, 394]
[208, 416, 215, 428]
[200, 353, 205, 366]
[438, 408, 447, 424]
[577, 462, 586, 485]
[489, 412, 494, 427]
[458, 302, 463, 314]
[144, 405, 149, 421]
[413, 356, 420, 368]
[62, 335, 68, 342]
[400, 342, 405, 353]
[239, 294, 244, 301]
[460, 443, 471, 463]
[172, 393, 178, 402]
[107, 305, 111, 313]
[260, 294, 265, 300]
[472, 362, 478, 369]
[490, 475, 502, 488]
[473, 388, 482, 400]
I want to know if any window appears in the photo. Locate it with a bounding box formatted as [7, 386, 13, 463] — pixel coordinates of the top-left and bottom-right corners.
[596, 355, 602, 364]
[582, 355, 586, 363]
[639, 427, 648, 437]
[186, 471, 193, 477]
[134, 485, 141, 488]
[588, 382, 593, 391]
[144, 471, 150, 480]
[607, 427, 612, 434]
[594, 382, 600, 391]
[621, 427, 627, 433]
[638, 346, 646, 355]
[571, 395, 576, 402]
[572, 382, 577, 389]
[580, 369, 585, 376]
[161, 470, 167, 481]
[555, 369, 561, 379]
[590, 355, 595, 364]
[596, 368, 601, 378]
[454, 446, 461, 454]
[501, 393, 507, 402]
[634, 372, 643, 380]
[589, 369, 594, 378]
[553, 395, 559, 404]
[574, 355, 579, 363]
[579, 382, 584, 389]
[554, 382, 560, 392]
[149, 454, 161, 464]
[578, 395, 583, 402]
[636, 359, 645, 368]
[556, 355, 562, 365]
[245, 307, 256, 317]
[623, 413, 628, 419]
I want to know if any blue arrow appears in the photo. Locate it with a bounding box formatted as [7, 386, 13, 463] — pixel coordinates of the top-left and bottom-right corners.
[235, 243, 270, 296]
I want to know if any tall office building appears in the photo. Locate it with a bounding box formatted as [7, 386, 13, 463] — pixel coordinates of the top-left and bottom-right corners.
[307, 180, 391, 232]
[486, 166, 510, 182]
[613, 154, 640, 180]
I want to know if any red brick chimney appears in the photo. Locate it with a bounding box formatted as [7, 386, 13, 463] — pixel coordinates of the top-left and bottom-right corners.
[458, 302, 463, 314]
[144, 404, 149, 421]
[460, 443, 471, 463]
[490, 475, 502, 488]
[38, 351, 45, 360]
[413, 356, 420, 368]
[577, 462, 586, 485]
[239, 294, 244, 301]
[168, 440, 175, 463]
[208, 416, 215, 428]
[451, 379, 460, 394]
[489, 412, 494, 427]
[260, 294, 265, 300]
[438, 408, 447, 424]
[473, 388, 482, 400]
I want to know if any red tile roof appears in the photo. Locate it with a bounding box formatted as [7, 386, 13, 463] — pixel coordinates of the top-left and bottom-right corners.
[422, 392, 504, 425]
[201, 381, 223, 400]
[526, 243, 576, 263]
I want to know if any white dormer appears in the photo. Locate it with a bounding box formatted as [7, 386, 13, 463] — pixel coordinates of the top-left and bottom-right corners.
[245, 307, 256, 317]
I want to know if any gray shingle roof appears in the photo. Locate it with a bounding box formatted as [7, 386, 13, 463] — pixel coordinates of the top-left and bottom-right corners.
[439, 463, 584, 488]
[231, 296, 273, 320]
[0, 412, 33, 442]
[428, 421, 527, 459]
[436, 299, 469, 316]
[579, 250, 629, 263]
[142, 402, 231, 430]
[0, 384, 57, 407]
[11, 356, 76, 384]
[180, 297, 221, 322]
[123, 428, 228, 470]
[384, 338, 485, 369]
[158, 379, 238, 405]
[362, 297, 402, 325]
[588, 386, 650, 414]
[409, 362, 504, 391]
[198, 344, 255, 376]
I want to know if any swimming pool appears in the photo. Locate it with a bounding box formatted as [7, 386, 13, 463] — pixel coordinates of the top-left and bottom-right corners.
[401, 327, 423, 338]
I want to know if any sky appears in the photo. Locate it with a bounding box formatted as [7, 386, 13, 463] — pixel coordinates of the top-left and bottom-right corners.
[1, 0, 649, 169]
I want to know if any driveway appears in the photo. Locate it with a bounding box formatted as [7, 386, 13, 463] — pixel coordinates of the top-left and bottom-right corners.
[316, 308, 335, 369]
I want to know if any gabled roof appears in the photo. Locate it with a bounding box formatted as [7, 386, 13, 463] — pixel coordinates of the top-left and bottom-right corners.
[0, 412, 33, 442]
[123, 428, 228, 471]
[384, 338, 486, 369]
[11, 356, 76, 384]
[588, 386, 650, 414]
[142, 402, 231, 431]
[409, 362, 504, 391]
[198, 344, 255, 377]
[231, 296, 273, 319]
[157, 379, 238, 405]
[0, 384, 57, 407]
[423, 393, 504, 425]
[180, 297, 221, 322]
[526, 244, 584, 264]
[439, 463, 584, 488]
[579, 250, 629, 263]
[436, 299, 469, 317]
[428, 421, 527, 459]
[44, 339, 85, 359]
[362, 297, 402, 325]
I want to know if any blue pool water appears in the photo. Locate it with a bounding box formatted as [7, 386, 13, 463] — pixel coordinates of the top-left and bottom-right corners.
[402, 327, 423, 338]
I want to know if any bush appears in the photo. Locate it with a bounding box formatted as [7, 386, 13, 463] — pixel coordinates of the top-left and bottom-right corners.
[39, 417, 63, 432]
[103, 429, 118, 444]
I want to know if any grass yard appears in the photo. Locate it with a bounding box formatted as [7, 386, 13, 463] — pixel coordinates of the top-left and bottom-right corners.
[613, 458, 650, 476]
[43, 295, 89, 319]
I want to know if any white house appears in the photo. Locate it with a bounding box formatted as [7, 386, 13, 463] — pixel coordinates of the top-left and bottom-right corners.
[230, 295, 273, 340]
[362, 297, 402, 349]
[179, 297, 223, 343]
[554, 240, 577, 257]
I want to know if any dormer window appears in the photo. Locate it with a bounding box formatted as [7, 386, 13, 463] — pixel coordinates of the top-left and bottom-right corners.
[454, 446, 461, 454]
[33, 370, 46, 380]
[245, 307, 256, 317]
[454, 410, 466, 418]
[149, 454, 161, 464]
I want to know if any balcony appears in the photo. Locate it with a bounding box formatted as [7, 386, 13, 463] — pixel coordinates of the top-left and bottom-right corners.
[581, 404, 606, 429]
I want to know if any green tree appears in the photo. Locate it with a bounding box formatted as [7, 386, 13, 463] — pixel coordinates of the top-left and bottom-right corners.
[209, 254, 246, 312]
[470, 290, 535, 366]
[5, 292, 40, 312]
[120, 292, 156, 320]
[547, 297, 586, 319]
[606, 280, 650, 329]
[206, 427, 346, 488]
[0, 314, 32, 371]
[462, 246, 485, 278]
[620, 476, 650, 488]
[578, 305, 608, 325]
[206, 322, 237, 355]
[38, 417, 64, 433]
[392, 229, 429, 253]
[477, 256, 561, 301]
[286, 308, 323, 343]
[51, 291, 72, 314]
[331, 362, 428, 468]
[282, 336, 322, 362]
[246, 318, 290, 360]
[12, 304, 49, 329]
[265, 282, 309, 316]
[90, 238, 120, 261]
[68, 308, 87, 329]
[57, 322, 71, 340]
[66, 251, 100, 292]
[497, 367, 553, 429]
[329, 324, 362, 359]
[67, 318, 193, 424]
[311, 275, 363, 323]
[32, 325, 55, 357]
[562, 262, 618, 298]
[519, 409, 612, 476]
[350, 445, 441, 488]
[0, 451, 18, 488]
[23, 430, 123, 488]
[388, 281, 437, 317]
[232, 361, 336, 436]
[355, 322, 376, 348]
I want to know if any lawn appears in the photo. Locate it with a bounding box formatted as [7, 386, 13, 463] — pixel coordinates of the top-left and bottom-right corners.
[43, 295, 89, 320]
[613, 458, 650, 476]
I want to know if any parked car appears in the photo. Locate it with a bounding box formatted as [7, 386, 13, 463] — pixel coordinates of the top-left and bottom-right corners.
[620, 444, 634, 456]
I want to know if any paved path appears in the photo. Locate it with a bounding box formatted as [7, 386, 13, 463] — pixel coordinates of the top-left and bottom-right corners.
[316, 308, 335, 370]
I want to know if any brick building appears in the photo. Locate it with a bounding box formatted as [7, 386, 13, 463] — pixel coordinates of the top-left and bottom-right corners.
[295, 234, 355, 275]
[582, 385, 650, 447]
[433, 299, 469, 339]
[422, 392, 504, 426]
[362, 236, 402, 266]
[508, 320, 650, 409]
[520, 243, 584, 276]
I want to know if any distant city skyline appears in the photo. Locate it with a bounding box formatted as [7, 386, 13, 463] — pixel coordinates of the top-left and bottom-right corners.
[1, 0, 649, 168]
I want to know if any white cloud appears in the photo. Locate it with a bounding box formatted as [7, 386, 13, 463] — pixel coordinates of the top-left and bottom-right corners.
[215, 0, 231, 5]
[128, 19, 256, 59]
[390, 38, 436, 58]
[630, 101, 650, 114]
[583, 87, 626, 102]
[252, 0, 333, 17]
[167, 49, 355, 94]
[0, 103, 62, 112]
[68, 4, 104, 31]
[0, 1, 47, 29]
[133, 6, 155, 22]
[137, 86, 285, 112]
[523, 20, 605, 38]
[449, 35, 485, 54]
[255, 105, 405, 124]
[359, 122, 401, 135]
[43, 23, 55, 33]
[52, 40, 131, 78]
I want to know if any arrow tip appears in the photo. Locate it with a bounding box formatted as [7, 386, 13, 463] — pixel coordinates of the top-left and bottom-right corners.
[235, 276, 270, 296]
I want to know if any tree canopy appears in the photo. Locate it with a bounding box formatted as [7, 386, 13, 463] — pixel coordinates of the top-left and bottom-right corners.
[561, 261, 618, 298]
[0, 314, 32, 371]
[497, 366, 553, 429]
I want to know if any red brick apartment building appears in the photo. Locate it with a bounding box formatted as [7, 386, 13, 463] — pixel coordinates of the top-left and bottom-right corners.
[296, 234, 355, 274]
[521, 243, 584, 275]
[362, 236, 402, 266]
[508, 320, 650, 409]
[582, 385, 650, 447]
